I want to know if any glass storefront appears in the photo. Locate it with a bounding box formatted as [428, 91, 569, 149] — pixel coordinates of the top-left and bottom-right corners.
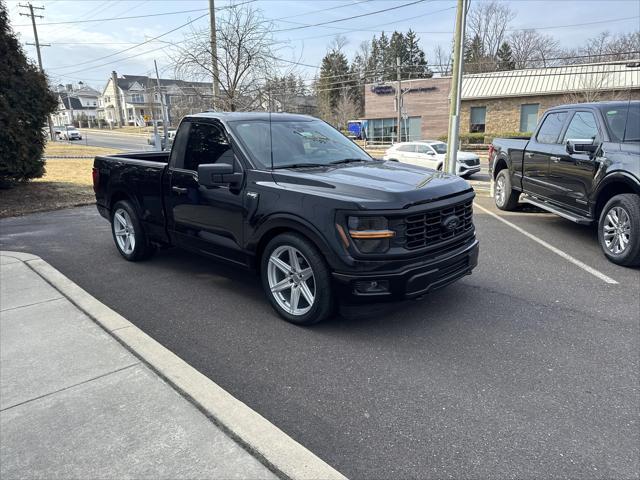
[365, 117, 422, 143]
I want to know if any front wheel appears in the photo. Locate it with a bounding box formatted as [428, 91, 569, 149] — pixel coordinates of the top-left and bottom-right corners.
[494, 169, 520, 211]
[598, 194, 640, 267]
[261, 233, 334, 325]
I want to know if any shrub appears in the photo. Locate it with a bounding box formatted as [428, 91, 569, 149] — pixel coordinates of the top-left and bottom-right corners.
[0, 3, 57, 187]
[438, 131, 532, 144]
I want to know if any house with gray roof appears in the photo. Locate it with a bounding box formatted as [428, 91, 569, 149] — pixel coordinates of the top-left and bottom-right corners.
[98, 71, 213, 126]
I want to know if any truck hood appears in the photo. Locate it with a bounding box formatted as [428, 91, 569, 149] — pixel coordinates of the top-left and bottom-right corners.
[272, 160, 472, 209]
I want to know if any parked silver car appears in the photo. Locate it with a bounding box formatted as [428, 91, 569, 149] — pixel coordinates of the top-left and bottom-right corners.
[383, 140, 481, 178]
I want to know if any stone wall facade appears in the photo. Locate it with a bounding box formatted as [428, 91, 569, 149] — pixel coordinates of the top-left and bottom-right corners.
[460, 90, 640, 135]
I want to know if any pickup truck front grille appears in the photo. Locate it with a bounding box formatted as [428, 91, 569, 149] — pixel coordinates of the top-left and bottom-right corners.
[402, 200, 474, 250]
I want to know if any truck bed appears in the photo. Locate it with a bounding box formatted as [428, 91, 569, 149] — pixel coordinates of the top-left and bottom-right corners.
[94, 151, 170, 244]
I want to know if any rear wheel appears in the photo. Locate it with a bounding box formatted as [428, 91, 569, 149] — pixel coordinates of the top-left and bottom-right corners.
[111, 200, 156, 261]
[261, 233, 334, 325]
[598, 194, 640, 267]
[494, 169, 520, 211]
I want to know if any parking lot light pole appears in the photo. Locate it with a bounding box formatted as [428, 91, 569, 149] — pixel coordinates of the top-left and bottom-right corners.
[445, 0, 468, 175]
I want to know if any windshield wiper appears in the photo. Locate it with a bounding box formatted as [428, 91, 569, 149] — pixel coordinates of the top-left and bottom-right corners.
[272, 163, 328, 169]
[329, 158, 369, 165]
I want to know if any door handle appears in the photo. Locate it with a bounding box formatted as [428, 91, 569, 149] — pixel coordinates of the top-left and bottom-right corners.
[172, 186, 188, 194]
[550, 156, 560, 163]
[525, 152, 534, 158]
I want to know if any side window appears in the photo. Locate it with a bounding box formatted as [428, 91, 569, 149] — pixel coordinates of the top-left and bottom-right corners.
[416, 145, 431, 154]
[536, 112, 568, 144]
[183, 122, 233, 172]
[563, 111, 600, 143]
[398, 144, 416, 152]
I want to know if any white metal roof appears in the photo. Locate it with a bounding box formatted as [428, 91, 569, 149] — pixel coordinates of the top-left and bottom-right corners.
[461, 61, 640, 100]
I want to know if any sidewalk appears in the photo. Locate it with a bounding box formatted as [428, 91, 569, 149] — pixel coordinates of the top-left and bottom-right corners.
[0, 252, 345, 480]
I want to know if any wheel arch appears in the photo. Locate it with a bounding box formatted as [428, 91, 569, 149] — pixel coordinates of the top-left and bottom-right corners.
[250, 215, 337, 272]
[492, 155, 509, 180]
[594, 174, 640, 219]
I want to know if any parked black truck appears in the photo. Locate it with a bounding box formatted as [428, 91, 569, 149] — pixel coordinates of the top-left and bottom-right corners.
[490, 101, 640, 267]
[93, 113, 479, 324]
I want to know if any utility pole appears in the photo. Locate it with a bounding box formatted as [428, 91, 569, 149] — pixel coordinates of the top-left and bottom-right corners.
[445, 0, 468, 175]
[111, 70, 125, 127]
[19, 2, 54, 141]
[396, 56, 402, 143]
[154, 60, 169, 149]
[209, 0, 221, 110]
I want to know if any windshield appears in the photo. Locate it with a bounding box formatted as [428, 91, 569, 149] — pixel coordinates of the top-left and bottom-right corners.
[431, 143, 447, 154]
[227, 119, 372, 169]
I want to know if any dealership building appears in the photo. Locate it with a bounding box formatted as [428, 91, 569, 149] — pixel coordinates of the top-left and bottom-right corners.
[363, 60, 640, 144]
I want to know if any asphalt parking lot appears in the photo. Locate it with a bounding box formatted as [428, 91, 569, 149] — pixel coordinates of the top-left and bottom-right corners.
[1, 196, 638, 479]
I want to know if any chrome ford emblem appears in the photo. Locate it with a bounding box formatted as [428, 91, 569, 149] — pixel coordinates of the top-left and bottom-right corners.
[442, 215, 460, 231]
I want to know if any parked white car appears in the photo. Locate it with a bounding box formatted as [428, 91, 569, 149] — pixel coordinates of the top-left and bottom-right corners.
[383, 140, 481, 178]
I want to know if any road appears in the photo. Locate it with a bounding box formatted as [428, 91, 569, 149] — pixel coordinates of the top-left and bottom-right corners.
[1, 198, 638, 479]
[77, 130, 152, 151]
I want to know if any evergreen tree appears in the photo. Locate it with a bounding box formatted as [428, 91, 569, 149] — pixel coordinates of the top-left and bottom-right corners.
[316, 47, 352, 127]
[496, 41, 515, 70]
[0, 1, 57, 186]
[405, 29, 432, 79]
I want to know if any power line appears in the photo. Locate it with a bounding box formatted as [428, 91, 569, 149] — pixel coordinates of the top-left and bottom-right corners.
[12, 4, 254, 27]
[50, 14, 209, 72]
[272, 0, 427, 33]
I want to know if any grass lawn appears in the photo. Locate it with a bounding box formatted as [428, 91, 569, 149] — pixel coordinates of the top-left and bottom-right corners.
[83, 126, 154, 135]
[0, 159, 96, 218]
[45, 142, 119, 158]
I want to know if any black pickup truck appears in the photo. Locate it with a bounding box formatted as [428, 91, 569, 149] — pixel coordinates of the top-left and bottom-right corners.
[490, 101, 640, 267]
[93, 112, 479, 324]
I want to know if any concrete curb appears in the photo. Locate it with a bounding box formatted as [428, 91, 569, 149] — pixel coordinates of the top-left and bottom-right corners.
[1, 250, 347, 480]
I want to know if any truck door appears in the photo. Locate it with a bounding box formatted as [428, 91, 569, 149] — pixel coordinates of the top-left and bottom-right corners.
[547, 110, 601, 214]
[522, 111, 569, 199]
[166, 120, 247, 265]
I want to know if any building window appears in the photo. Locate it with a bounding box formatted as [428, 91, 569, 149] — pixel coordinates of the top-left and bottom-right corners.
[365, 117, 421, 143]
[470, 107, 486, 133]
[130, 93, 144, 103]
[520, 104, 539, 133]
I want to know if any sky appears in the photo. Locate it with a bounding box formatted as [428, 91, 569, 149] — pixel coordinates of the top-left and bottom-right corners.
[6, 0, 640, 92]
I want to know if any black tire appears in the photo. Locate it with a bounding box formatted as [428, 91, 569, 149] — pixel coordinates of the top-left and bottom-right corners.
[111, 200, 156, 261]
[494, 169, 520, 211]
[261, 233, 335, 325]
[437, 163, 443, 171]
[598, 194, 640, 267]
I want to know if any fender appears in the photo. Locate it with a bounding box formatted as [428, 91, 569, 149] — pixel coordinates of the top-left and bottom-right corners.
[593, 171, 640, 199]
[247, 213, 341, 269]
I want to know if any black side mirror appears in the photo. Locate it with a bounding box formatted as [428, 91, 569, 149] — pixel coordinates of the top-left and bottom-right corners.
[566, 139, 598, 155]
[198, 163, 243, 187]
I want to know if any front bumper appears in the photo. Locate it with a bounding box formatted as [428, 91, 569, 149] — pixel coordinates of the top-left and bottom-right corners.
[332, 238, 479, 303]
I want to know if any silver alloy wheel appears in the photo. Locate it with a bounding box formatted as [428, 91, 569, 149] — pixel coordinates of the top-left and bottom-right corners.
[267, 245, 316, 316]
[603, 206, 631, 255]
[113, 208, 136, 255]
[495, 176, 506, 206]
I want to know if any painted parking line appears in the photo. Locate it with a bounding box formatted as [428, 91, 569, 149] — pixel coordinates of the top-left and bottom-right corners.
[474, 202, 619, 285]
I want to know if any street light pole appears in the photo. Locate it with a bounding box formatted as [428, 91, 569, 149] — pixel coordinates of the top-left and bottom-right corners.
[445, 0, 468, 175]
[209, 0, 221, 110]
[19, 2, 54, 141]
[154, 60, 169, 148]
[396, 56, 402, 143]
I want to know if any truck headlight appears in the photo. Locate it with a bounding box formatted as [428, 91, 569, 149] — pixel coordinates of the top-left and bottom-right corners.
[347, 216, 395, 253]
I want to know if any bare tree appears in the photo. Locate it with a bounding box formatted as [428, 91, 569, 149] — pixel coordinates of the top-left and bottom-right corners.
[169, 2, 281, 111]
[467, 0, 515, 59]
[563, 70, 629, 103]
[569, 31, 640, 64]
[433, 44, 453, 76]
[509, 29, 560, 68]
